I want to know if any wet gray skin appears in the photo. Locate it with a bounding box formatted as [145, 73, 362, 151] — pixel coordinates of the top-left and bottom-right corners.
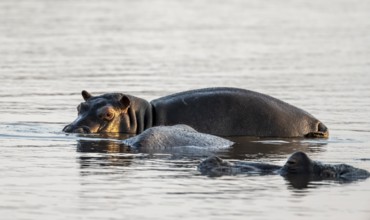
[122, 124, 234, 149]
[63, 88, 329, 138]
[198, 152, 370, 181]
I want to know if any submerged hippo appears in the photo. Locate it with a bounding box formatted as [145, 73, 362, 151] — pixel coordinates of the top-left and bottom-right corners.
[122, 124, 234, 148]
[63, 87, 329, 138]
[198, 152, 370, 181]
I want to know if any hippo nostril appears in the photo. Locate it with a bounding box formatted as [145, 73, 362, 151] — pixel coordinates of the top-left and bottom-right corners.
[63, 125, 73, 133]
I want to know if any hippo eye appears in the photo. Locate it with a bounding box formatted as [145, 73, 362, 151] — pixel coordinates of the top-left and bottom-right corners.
[97, 107, 115, 121]
[339, 170, 348, 176]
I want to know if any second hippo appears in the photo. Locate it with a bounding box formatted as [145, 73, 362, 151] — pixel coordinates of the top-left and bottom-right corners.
[122, 124, 234, 149]
[198, 152, 370, 182]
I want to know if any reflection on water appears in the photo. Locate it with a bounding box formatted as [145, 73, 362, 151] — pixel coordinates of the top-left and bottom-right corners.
[75, 136, 354, 190]
[225, 136, 327, 160]
[76, 135, 328, 161]
[77, 139, 132, 153]
[283, 173, 369, 190]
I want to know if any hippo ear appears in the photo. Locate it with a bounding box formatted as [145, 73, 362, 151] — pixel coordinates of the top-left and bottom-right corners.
[120, 95, 131, 112]
[81, 90, 93, 101]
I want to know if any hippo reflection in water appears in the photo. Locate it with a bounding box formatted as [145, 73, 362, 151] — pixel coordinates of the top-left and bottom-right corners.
[198, 152, 370, 182]
[63, 87, 329, 138]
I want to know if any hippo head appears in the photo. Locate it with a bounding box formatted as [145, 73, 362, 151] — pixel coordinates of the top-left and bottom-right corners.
[63, 90, 131, 134]
[281, 151, 314, 174]
[198, 156, 233, 176]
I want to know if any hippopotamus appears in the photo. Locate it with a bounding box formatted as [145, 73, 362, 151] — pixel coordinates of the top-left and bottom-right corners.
[198, 152, 370, 182]
[122, 124, 234, 148]
[63, 87, 329, 138]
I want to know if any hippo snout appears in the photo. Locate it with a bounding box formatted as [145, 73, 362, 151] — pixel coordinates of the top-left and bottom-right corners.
[63, 125, 91, 134]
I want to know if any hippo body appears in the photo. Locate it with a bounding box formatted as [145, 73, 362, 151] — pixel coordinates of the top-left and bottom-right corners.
[63, 87, 329, 138]
[151, 87, 327, 137]
[198, 152, 370, 182]
[123, 124, 234, 148]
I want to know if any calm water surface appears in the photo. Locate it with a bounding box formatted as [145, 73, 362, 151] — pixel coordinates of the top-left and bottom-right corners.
[1, 0, 370, 219]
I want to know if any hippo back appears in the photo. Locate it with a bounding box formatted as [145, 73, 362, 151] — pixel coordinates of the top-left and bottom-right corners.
[151, 87, 327, 137]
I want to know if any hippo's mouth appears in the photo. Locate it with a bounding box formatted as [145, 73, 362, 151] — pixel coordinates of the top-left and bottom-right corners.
[304, 122, 329, 138]
[63, 120, 112, 134]
[63, 125, 92, 134]
[97, 121, 109, 133]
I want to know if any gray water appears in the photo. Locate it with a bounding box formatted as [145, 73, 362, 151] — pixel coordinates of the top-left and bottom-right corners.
[1, 0, 370, 219]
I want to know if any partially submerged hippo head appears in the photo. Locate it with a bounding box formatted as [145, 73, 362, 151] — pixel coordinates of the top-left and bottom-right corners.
[199, 151, 370, 181]
[198, 156, 234, 176]
[281, 151, 347, 178]
[63, 90, 133, 133]
[281, 152, 370, 179]
[281, 151, 314, 174]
